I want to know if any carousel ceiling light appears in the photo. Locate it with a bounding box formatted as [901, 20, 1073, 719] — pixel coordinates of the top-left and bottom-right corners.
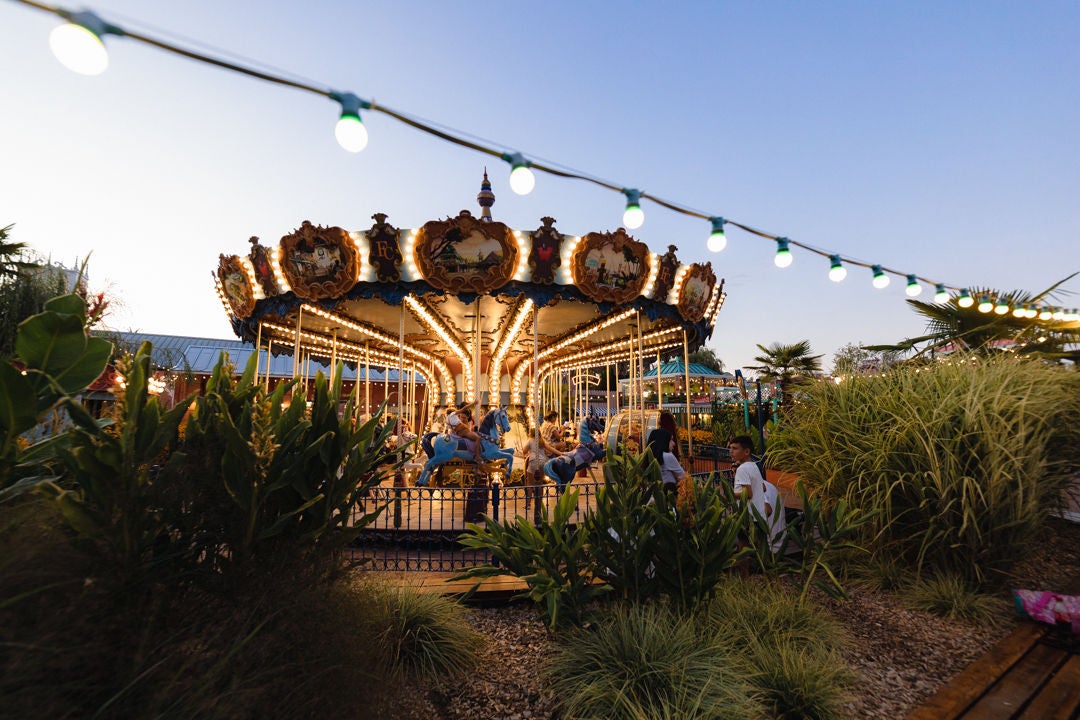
[49, 9, 121, 76]
[707, 217, 727, 252]
[827, 255, 846, 282]
[994, 297, 1010, 315]
[905, 274, 922, 297]
[330, 91, 370, 153]
[957, 289, 974, 308]
[502, 152, 535, 195]
[977, 295, 994, 313]
[622, 189, 644, 230]
[871, 265, 890, 289]
[773, 238, 793, 268]
[934, 284, 950, 304]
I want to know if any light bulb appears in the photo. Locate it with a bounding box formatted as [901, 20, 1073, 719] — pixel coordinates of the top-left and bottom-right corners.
[957, 289, 974, 308]
[1024, 305, 1037, 319]
[828, 255, 846, 282]
[334, 114, 368, 152]
[1052, 307, 1065, 320]
[905, 274, 922, 297]
[774, 238, 792, 268]
[871, 265, 889, 289]
[509, 164, 535, 195]
[994, 298, 1009, 315]
[934, 284, 949, 304]
[707, 217, 726, 252]
[1039, 307, 1053, 320]
[621, 189, 644, 229]
[1013, 305, 1027, 318]
[50, 21, 109, 76]
[978, 295, 993, 313]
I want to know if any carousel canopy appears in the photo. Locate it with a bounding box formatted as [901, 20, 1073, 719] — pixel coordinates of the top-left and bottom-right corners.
[641, 361, 733, 380]
[212, 177, 727, 406]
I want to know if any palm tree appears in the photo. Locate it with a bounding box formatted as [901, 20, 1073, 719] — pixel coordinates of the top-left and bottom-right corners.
[867, 275, 1080, 363]
[746, 340, 823, 416]
[0, 224, 30, 280]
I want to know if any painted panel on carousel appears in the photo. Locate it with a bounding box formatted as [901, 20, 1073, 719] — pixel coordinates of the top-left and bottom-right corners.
[366, 213, 403, 283]
[217, 254, 255, 318]
[573, 228, 649, 304]
[278, 220, 358, 301]
[653, 244, 680, 302]
[247, 237, 278, 296]
[528, 216, 562, 285]
[677, 262, 717, 322]
[414, 210, 518, 294]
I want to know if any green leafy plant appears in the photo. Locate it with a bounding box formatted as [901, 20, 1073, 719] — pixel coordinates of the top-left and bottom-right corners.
[904, 572, 1003, 624]
[369, 583, 483, 681]
[545, 602, 758, 720]
[455, 488, 609, 628]
[0, 293, 111, 493]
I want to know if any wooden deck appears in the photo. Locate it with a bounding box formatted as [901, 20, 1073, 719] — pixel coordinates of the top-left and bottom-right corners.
[908, 577, 1080, 720]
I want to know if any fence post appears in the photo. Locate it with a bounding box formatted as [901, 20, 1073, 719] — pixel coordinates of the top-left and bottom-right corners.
[490, 480, 501, 568]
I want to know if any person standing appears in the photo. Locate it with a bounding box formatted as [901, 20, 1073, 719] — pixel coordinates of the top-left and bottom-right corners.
[729, 435, 785, 552]
[647, 428, 686, 492]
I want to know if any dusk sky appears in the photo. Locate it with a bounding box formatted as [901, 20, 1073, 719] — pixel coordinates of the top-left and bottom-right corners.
[2, 1, 1078, 373]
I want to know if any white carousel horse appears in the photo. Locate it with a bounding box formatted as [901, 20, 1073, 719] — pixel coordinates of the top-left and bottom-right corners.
[415, 407, 514, 487]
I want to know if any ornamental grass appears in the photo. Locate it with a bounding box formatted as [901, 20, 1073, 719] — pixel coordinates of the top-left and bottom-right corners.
[768, 354, 1080, 586]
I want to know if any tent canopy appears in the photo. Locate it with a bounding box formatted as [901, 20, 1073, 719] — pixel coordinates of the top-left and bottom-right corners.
[640, 361, 732, 380]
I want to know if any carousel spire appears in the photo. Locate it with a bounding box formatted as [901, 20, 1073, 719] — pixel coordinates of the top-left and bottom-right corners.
[476, 168, 495, 222]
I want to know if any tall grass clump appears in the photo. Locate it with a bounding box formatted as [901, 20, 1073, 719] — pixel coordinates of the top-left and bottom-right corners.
[768, 354, 1080, 585]
[545, 602, 759, 720]
[904, 572, 1004, 625]
[705, 578, 853, 720]
[368, 583, 484, 681]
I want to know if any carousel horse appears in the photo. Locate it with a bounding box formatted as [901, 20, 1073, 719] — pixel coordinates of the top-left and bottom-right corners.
[415, 407, 513, 487]
[544, 439, 606, 492]
[579, 414, 605, 444]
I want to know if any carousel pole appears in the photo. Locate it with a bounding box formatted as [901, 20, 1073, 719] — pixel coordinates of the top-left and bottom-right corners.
[382, 361, 389, 417]
[472, 297, 481, 418]
[656, 349, 662, 411]
[682, 329, 693, 460]
[606, 363, 611, 420]
[254, 321, 262, 388]
[330, 328, 338, 388]
[292, 305, 303, 379]
[628, 325, 635, 428]
[397, 304, 405, 433]
[265, 339, 273, 392]
[636, 309, 645, 439]
[364, 341, 370, 417]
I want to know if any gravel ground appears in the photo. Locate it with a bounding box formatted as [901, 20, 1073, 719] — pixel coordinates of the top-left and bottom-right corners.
[387, 517, 1080, 720]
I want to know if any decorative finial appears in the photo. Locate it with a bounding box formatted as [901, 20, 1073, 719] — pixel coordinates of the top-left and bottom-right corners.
[477, 168, 495, 222]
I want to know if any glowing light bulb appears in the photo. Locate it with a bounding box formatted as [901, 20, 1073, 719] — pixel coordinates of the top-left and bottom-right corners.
[707, 217, 727, 252]
[871, 265, 889, 289]
[1052, 307, 1065, 320]
[50, 12, 114, 76]
[994, 298, 1009, 315]
[622, 189, 644, 229]
[509, 164, 535, 195]
[978, 295, 993, 313]
[905, 274, 922, 297]
[1039, 307, 1053, 320]
[828, 255, 846, 282]
[774, 238, 793, 268]
[1024, 305, 1037, 319]
[1013, 304, 1027, 318]
[958, 289, 974, 308]
[934, 284, 949, 304]
[331, 92, 370, 152]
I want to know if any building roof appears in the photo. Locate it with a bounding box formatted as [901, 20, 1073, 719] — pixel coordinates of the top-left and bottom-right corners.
[98, 331, 423, 382]
[641, 361, 732, 379]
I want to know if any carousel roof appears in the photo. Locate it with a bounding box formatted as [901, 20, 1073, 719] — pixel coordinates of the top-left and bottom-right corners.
[213, 179, 727, 405]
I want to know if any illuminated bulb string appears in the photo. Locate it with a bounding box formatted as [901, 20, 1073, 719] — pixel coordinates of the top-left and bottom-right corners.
[11, 0, 1071, 309]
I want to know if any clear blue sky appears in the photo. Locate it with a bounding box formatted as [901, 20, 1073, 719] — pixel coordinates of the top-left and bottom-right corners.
[2, 1, 1078, 372]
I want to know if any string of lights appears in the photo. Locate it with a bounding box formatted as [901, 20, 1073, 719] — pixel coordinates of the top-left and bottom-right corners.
[8, 0, 1079, 322]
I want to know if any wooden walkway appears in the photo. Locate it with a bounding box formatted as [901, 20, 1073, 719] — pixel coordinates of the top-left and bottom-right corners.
[908, 578, 1080, 720]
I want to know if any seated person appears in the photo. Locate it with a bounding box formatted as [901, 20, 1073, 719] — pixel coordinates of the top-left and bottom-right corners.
[540, 411, 563, 451]
[447, 406, 482, 462]
[523, 424, 565, 482]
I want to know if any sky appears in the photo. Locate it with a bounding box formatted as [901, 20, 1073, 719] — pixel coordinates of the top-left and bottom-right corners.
[2, 1, 1078, 373]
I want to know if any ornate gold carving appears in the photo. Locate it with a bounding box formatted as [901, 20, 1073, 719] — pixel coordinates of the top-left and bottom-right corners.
[414, 211, 518, 294]
[528, 216, 562, 285]
[247, 236, 278, 296]
[653, 244, 680, 302]
[366, 213, 403, 283]
[677, 262, 717, 322]
[572, 228, 649, 304]
[278, 220, 358, 301]
[217, 254, 255, 318]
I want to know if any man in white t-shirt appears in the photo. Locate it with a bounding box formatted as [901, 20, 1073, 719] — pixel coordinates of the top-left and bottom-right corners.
[729, 435, 786, 553]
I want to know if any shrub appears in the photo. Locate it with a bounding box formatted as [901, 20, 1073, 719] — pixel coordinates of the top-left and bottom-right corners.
[904, 572, 1004, 625]
[369, 583, 483, 681]
[768, 355, 1080, 585]
[545, 602, 758, 720]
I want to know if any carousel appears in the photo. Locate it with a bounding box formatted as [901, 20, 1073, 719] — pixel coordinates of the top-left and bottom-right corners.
[212, 175, 726, 548]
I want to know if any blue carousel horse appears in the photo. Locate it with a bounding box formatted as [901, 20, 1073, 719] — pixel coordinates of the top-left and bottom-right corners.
[578, 414, 605, 444]
[415, 407, 514, 487]
[544, 439, 606, 492]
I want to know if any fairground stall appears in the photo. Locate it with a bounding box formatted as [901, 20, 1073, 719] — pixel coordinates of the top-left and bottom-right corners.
[212, 176, 726, 569]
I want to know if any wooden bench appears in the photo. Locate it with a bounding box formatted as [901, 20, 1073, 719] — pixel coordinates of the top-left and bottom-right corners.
[908, 578, 1080, 720]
